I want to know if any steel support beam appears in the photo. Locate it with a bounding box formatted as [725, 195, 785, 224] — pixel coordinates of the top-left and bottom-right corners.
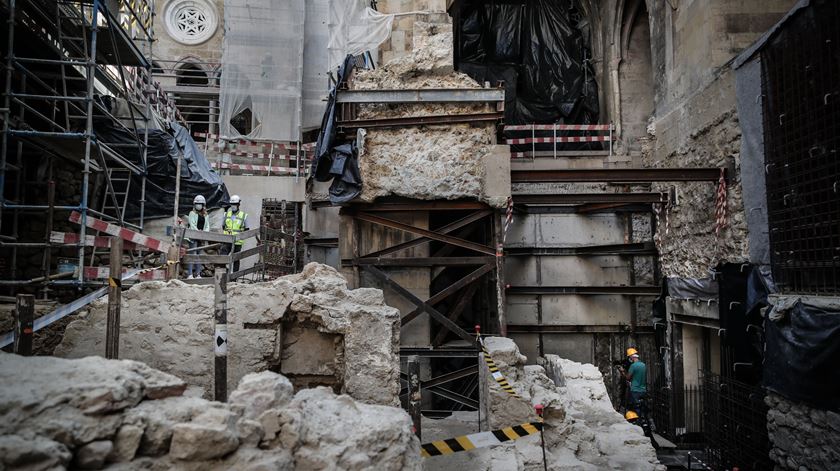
[506, 324, 656, 334]
[426, 385, 479, 409]
[506, 285, 662, 295]
[352, 212, 495, 255]
[513, 193, 667, 205]
[337, 111, 503, 130]
[344, 256, 494, 267]
[362, 209, 492, 259]
[505, 242, 656, 257]
[399, 347, 478, 358]
[510, 168, 724, 183]
[336, 88, 505, 104]
[401, 263, 495, 326]
[362, 265, 474, 343]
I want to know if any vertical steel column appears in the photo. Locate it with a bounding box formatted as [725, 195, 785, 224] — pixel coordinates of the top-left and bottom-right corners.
[78, 0, 102, 283]
[407, 355, 421, 438]
[14, 293, 34, 356]
[494, 209, 507, 336]
[214, 267, 229, 401]
[0, 0, 15, 236]
[106, 237, 123, 359]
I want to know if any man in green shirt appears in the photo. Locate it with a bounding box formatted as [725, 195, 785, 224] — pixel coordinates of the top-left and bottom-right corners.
[624, 352, 647, 417]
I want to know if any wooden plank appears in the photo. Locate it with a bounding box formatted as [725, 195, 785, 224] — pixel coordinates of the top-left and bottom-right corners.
[50, 231, 139, 250]
[182, 228, 234, 243]
[235, 228, 261, 241]
[231, 245, 262, 262]
[14, 294, 34, 356]
[106, 237, 123, 359]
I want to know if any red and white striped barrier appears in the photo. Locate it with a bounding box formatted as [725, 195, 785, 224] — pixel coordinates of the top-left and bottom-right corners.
[68, 211, 174, 254]
[211, 162, 300, 174]
[193, 132, 316, 152]
[505, 135, 611, 145]
[503, 124, 613, 131]
[50, 231, 139, 250]
[84, 266, 166, 281]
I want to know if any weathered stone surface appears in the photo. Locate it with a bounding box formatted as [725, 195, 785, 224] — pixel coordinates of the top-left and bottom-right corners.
[0, 355, 420, 470]
[352, 20, 507, 207]
[169, 408, 240, 461]
[0, 434, 72, 470]
[74, 440, 113, 469]
[109, 425, 143, 462]
[229, 371, 294, 420]
[57, 263, 401, 406]
[450, 340, 663, 471]
[766, 392, 840, 470]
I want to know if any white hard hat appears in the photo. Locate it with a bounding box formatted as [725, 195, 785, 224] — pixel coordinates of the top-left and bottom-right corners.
[230, 195, 241, 204]
[193, 195, 206, 204]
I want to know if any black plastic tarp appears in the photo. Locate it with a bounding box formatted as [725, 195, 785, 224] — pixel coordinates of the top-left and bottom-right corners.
[454, 0, 599, 125]
[94, 119, 228, 220]
[311, 55, 362, 204]
[764, 297, 840, 411]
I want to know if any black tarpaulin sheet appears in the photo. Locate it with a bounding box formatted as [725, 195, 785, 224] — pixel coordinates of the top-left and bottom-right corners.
[718, 263, 764, 385]
[764, 297, 840, 411]
[311, 55, 362, 204]
[455, 0, 599, 126]
[94, 120, 228, 220]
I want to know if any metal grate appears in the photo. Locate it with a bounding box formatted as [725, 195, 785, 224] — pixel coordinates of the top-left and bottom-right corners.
[260, 199, 303, 278]
[761, 0, 840, 294]
[701, 372, 770, 471]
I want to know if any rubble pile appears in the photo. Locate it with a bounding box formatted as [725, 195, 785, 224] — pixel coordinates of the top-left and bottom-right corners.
[423, 337, 662, 470]
[0, 354, 420, 470]
[351, 21, 504, 207]
[56, 263, 401, 406]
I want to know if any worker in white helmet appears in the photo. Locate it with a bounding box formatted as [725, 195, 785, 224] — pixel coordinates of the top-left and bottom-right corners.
[222, 195, 248, 272]
[186, 194, 210, 279]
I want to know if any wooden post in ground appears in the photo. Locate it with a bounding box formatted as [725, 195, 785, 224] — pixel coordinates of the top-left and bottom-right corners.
[14, 294, 34, 356]
[166, 245, 180, 280]
[407, 355, 421, 439]
[214, 267, 228, 401]
[106, 237, 123, 359]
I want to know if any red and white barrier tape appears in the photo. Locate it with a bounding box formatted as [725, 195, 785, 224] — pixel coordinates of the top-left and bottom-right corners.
[211, 162, 300, 174]
[503, 196, 514, 244]
[84, 266, 166, 281]
[50, 231, 139, 250]
[505, 135, 611, 145]
[713, 168, 728, 237]
[69, 211, 174, 254]
[503, 124, 613, 131]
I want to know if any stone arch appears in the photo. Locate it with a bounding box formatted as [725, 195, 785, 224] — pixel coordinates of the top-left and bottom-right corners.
[617, 0, 654, 151]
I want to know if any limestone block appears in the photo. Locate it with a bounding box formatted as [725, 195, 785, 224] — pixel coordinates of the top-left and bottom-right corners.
[0, 434, 72, 470]
[229, 371, 294, 420]
[109, 425, 143, 462]
[74, 440, 113, 469]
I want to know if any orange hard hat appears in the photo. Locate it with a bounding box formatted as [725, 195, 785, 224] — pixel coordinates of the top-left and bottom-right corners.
[625, 410, 639, 421]
[626, 347, 638, 357]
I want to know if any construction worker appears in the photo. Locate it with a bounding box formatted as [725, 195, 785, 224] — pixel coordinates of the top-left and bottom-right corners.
[620, 348, 647, 419]
[186, 194, 210, 279]
[222, 195, 248, 272]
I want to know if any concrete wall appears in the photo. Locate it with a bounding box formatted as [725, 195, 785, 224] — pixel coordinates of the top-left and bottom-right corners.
[766, 392, 840, 470]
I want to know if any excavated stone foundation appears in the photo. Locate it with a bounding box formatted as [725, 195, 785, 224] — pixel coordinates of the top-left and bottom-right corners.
[55, 263, 401, 406]
[351, 21, 509, 207]
[0, 354, 420, 470]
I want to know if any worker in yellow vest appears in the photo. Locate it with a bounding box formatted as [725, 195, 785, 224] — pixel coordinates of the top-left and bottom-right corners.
[222, 194, 249, 272]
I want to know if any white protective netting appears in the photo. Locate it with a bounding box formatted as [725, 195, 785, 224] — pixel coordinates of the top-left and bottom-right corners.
[303, 0, 330, 131]
[327, 0, 394, 73]
[219, 0, 305, 141]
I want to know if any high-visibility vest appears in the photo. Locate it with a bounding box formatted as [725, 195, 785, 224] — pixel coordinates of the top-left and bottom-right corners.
[224, 210, 248, 246]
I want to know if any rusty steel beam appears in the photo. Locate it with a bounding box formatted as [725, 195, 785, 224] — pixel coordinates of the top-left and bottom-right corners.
[506, 324, 656, 334]
[362, 209, 492, 259]
[432, 283, 480, 347]
[401, 263, 496, 326]
[510, 168, 724, 183]
[513, 193, 667, 205]
[352, 212, 495, 255]
[505, 242, 656, 257]
[506, 285, 661, 295]
[343, 256, 494, 267]
[362, 266, 474, 343]
[337, 111, 503, 130]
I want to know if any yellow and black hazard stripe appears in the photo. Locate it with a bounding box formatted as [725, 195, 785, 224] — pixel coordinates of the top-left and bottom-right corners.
[421, 421, 543, 458]
[479, 341, 521, 398]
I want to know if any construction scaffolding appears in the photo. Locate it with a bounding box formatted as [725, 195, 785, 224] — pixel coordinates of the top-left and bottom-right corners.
[0, 0, 175, 290]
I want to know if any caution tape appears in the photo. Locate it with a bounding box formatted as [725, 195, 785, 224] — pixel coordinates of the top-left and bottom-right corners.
[478, 337, 521, 398]
[421, 421, 543, 458]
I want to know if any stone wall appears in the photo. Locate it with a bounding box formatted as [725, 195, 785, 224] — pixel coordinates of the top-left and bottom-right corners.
[55, 263, 402, 406]
[766, 392, 840, 471]
[0, 354, 420, 470]
[152, 0, 224, 68]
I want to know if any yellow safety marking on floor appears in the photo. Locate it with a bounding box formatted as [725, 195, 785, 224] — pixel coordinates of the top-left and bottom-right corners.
[421, 421, 543, 458]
